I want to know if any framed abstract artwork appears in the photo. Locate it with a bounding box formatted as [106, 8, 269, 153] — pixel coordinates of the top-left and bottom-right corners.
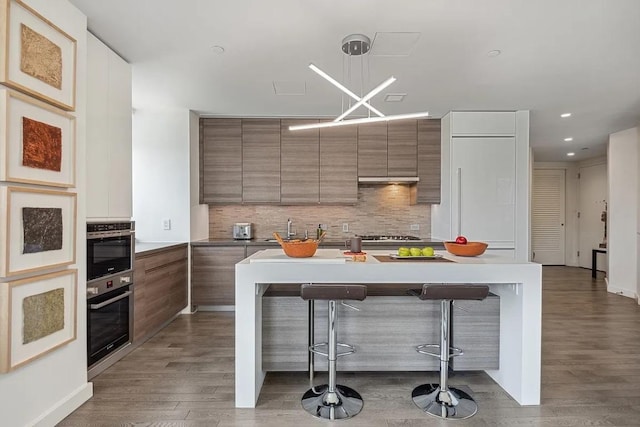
[0, 269, 77, 372]
[0, 88, 76, 187]
[0, 0, 77, 111]
[0, 186, 76, 277]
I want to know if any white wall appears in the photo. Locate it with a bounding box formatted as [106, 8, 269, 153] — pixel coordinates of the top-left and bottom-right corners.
[132, 108, 191, 242]
[0, 2, 93, 426]
[190, 111, 208, 241]
[607, 127, 639, 299]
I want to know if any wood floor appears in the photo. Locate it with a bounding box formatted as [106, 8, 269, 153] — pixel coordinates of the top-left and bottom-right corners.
[59, 267, 640, 426]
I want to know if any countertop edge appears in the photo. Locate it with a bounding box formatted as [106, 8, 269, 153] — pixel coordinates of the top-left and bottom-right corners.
[135, 242, 188, 256]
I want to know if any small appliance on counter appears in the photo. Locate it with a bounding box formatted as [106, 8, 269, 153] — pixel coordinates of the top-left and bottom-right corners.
[233, 222, 253, 240]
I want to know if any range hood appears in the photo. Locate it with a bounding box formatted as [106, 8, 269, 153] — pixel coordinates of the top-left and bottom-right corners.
[358, 177, 420, 185]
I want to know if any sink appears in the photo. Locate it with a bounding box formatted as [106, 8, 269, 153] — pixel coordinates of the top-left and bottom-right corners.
[264, 239, 279, 242]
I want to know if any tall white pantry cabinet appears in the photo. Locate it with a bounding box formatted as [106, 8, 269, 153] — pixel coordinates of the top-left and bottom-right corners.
[86, 33, 133, 220]
[431, 111, 530, 261]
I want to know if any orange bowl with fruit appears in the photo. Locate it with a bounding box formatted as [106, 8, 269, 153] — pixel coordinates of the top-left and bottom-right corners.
[444, 236, 488, 257]
[273, 232, 325, 258]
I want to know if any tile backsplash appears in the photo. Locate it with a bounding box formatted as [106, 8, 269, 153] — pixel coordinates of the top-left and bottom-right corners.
[209, 185, 431, 240]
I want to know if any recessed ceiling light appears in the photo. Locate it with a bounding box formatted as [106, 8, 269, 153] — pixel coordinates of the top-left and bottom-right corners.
[487, 50, 501, 57]
[564, 137, 573, 142]
[211, 45, 225, 54]
[561, 113, 571, 118]
[567, 152, 575, 156]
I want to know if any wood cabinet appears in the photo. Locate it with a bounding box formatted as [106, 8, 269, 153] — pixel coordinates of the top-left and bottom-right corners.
[416, 119, 441, 204]
[200, 119, 242, 203]
[86, 33, 132, 219]
[357, 122, 388, 177]
[191, 246, 246, 306]
[320, 125, 358, 203]
[280, 120, 319, 204]
[133, 245, 188, 343]
[242, 119, 281, 203]
[387, 121, 417, 176]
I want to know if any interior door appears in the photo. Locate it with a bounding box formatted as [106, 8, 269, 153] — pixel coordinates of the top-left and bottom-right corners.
[531, 169, 566, 265]
[451, 137, 516, 247]
[578, 163, 608, 270]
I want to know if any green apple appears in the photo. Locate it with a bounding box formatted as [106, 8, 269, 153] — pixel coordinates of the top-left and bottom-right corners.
[397, 247, 411, 256]
[421, 247, 434, 256]
[410, 247, 422, 257]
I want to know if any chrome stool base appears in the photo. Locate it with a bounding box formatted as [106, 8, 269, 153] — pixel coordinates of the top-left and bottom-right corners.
[301, 384, 364, 420]
[412, 383, 478, 420]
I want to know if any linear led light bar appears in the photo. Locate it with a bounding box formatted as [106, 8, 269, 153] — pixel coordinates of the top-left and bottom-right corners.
[308, 63, 385, 117]
[333, 76, 396, 122]
[288, 111, 430, 131]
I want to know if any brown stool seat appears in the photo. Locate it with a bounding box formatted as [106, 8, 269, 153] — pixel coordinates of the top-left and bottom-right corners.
[301, 284, 367, 301]
[419, 284, 489, 301]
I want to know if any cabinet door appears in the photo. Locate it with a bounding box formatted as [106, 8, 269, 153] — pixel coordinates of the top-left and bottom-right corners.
[201, 118, 243, 203]
[191, 246, 245, 305]
[86, 34, 110, 218]
[387, 121, 417, 176]
[357, 122, 387, 177]
[417, 119, 441, 203]
[320, 125, 358, 203]
[451, 112, 515, 136]
[107, 49, 132, 219]
[451, 137, 516, 247]
[280, 120, 319, 204]
[242, 119, 281, 203]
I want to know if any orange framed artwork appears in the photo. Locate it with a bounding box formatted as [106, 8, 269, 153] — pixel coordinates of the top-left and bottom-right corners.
[0, 88, 76, 187]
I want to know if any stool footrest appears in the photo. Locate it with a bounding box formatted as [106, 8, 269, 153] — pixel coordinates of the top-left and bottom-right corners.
[416, 344, 463, 358]
[310, 342, 356, 358]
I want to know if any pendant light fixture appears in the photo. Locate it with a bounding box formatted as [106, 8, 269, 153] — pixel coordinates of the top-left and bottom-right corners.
[290, 34, 429, 131]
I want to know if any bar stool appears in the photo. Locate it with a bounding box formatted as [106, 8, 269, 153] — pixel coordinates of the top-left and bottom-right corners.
[300, 283, 367, 420]
[412, 284, 489, 420]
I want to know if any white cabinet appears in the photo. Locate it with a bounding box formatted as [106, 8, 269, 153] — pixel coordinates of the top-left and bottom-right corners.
[432, 111, 530, 260]
[86, 33, 132, 220]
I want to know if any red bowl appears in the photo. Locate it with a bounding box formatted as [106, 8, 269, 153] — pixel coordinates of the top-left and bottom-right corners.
[444, 241, 488, 257]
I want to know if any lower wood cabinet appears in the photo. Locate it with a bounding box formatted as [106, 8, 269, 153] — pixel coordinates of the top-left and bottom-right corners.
[133, 244, 188, 343]
[191, 246, 246, 306]
[262, 287, 499, 372]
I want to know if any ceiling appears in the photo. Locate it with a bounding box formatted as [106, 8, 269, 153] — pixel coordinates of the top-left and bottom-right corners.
[68, 0, 640, 162]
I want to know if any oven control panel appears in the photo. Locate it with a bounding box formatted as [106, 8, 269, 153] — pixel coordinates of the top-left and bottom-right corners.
[86, 271, 133, 299]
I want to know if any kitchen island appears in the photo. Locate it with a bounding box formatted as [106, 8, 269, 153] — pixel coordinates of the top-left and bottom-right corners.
[235, 249, 542, 408]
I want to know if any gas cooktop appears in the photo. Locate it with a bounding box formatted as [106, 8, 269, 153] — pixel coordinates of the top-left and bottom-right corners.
[358, 235, 421, 242]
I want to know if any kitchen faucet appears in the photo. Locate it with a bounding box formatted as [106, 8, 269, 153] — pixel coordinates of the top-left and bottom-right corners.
[287, 218, 296, 238]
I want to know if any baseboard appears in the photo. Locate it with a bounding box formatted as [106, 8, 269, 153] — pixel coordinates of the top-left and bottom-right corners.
[606, 279, 639, 300]
[194, 305, 235, 312]
[32, 382, 93, 427]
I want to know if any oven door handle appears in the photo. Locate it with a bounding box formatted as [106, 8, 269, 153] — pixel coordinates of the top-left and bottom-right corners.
[89, 291, 132, 310]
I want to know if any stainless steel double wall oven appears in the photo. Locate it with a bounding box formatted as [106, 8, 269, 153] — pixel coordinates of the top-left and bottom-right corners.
[86, 221, 134, 374]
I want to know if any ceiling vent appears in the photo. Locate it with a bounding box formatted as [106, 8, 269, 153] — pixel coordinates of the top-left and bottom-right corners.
[385, 93, 407, 102]
[273, 81, 306, 96]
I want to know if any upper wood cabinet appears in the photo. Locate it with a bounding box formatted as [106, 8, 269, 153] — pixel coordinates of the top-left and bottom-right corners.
[320, 125, 358, 204]
[200, 119, 243, 204]
[281, 120, 319, 204]
[242, 119, 281, 203]
[387, 121, 418, 176]
[357, 122, 388, 177]
[417, 119, 441, 204]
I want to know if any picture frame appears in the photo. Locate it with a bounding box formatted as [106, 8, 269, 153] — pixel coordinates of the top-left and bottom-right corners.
[0, 0, 77, 111]
[0, 186, 76, 277]
[0, 269, 77, 372]
[0, 88, 76, 187]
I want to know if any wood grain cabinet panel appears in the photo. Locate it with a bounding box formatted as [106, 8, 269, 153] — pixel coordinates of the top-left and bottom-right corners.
[242, 119, 281, 203]
[191, 246, 246, 306]
[417, 119, 442, 204]
[387, 121, 417, 176]
[357, 122, 387, 177]
[200, 118, 243, 203]
[320, 125, 358, 203]
[280, 120, 319, 204]
[133, 245, 188, 344]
